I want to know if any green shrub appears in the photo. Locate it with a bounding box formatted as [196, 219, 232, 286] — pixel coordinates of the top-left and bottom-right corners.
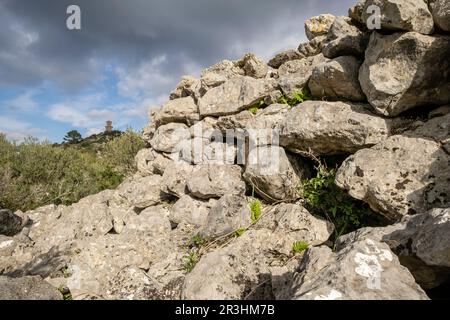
[250, 199, 262, 223]
[190, 235, 205, 247]
[279, 88, 312, 107]
[292, 241, 309, 254]
[0, 130, 144, 212]
[299, 166, 383, 242]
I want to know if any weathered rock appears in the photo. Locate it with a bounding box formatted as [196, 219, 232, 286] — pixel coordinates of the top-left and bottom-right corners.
[200, 59, 244, 93]
[117, 175, 165, 209]
[0, 209, 28, 236]
[255, 203, 334, 255]
[169, 76, 200, 100]
[161, 162, 196, 198]
[135, 148, 171, 176]
[338, 208, 450, 289]
[291, 239, 429, 300]
[359, 32, 450, 116]
[279, 101, 398, 155]
[169, 195, 216, 227]
[236, 53, 268, 79]
[354, 0, 434, 34]
[243, 146, 309, 202]
[182, 229, 277, 299]
[268, 49, 303, 69]
[430, 0, 450, 32]
[123, 205, 171, 236]
[187, 165, 245, 200]
[277, 54, 328, 98]
[297, 35, 326, 58]
[150, 122, 191, 153]
[199, 195, 252, 239]
[0, 276, 62, 300]
[199, 76, 277, 117]
[336, 113, 450, 220]
[309, 56, 365, 102]
[154, 97, 199, 125]
[305, 14, 336, 40]
[322, 16, 369, 59]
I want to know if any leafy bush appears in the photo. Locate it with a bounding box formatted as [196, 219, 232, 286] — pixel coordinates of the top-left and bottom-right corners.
[292, 241, 309, 254]
[0, 130, 144, 212]
[279, 88, 312, 107]
[299, 166, 384, 242]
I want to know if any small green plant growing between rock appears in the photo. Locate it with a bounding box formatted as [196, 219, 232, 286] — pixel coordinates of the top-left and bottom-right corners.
[234, 228, 246, 237]
[248, 99, 265, 114]
[279, 88, 312, 107]
[292, 241, 309, 254]
[61, 266, 72, 278]
[58, 285, 73, 300]
[190, 235, 205, 247]
[250, 199, 262, 223]
[184, 251, 199, 273]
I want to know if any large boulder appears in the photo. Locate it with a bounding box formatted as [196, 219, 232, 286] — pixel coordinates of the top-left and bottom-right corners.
[338, 208, 450, 289]
[0, 209, 28, 236]
[200, 59, 244, 93]
[279, 101, 401, 155]
[304, 14, 336, 40]
[430, 0, 450, 32]
[0, 276, 62, 300]
[309, 56, 365, 102]
[336, 113, 450, 220]
[150, 122, 191, 153]
[161, 162, 196, 198]
[154, 96, 199, 125]
[186, 165, 246, 200]
[169, 76, 200, 100]
[243, 145, 310, 202]
[290, 239, 429, 300]
[352, 0, 434, 35]
[199, 76, 277, 117]
[359, 32, 450, 116]
[199, 195, 252, 238]
[169, 195, 216, 227]
[322, 16, 369, 59]
[277, 54, 328, 98]
[297, 36, 327, 58]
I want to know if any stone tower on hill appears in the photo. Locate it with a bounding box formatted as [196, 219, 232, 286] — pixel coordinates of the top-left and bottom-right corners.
[105, 121, 113, 133]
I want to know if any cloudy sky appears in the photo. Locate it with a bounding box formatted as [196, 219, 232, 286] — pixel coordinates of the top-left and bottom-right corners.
[0, 0, 355, 142]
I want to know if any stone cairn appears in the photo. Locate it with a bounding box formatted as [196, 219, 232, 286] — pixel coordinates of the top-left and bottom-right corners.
[0, 0, 449, 300]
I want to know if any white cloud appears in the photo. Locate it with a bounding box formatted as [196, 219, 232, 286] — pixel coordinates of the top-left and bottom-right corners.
[0, 116, 46, 142]
[3, 89, 39, 112]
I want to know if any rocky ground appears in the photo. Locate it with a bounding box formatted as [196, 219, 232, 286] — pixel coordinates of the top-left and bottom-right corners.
[0, 0, 449, 300]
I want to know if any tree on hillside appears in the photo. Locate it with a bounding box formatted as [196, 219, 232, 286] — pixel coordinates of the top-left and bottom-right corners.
[63, 130, 82, 144]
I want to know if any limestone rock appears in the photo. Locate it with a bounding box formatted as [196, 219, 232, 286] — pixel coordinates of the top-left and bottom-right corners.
[200, 59, 244, 93]
[135, 148, 171, 176]
[169, 76, 200, 100]
[243, 145, 309, 202]
[355, 0, 434, 35]
[309, 56, 365, 102]
[430, 0, 450, 32]
[279, 101, 398, 155]
[150, 122, 191, 153]
[291, 239, 429, 300]
[161, 162, 196, 198]
[305, 14, 336, 40]
[0, 276, 62, 300]
[154, 96, 199, 125]
[199, 76, 277, 117]
[297, 35, 326, 58]
[169, 195, 216, 227]
[199, 195, 252, 239]
[186, 164, 246, 200]
[277, 54, 328, 98]
[0, 209, 28, 236]
[268, 49, 303, 69]
[336, 113, 450, 220]
[359, 32, 450, 116]
[322, 16, 369, 59]
[236, 53, 268, 79]
[117, 175, 165, 209]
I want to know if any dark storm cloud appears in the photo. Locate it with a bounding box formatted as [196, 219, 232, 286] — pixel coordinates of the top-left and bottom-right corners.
[0, 0, 356, 93]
